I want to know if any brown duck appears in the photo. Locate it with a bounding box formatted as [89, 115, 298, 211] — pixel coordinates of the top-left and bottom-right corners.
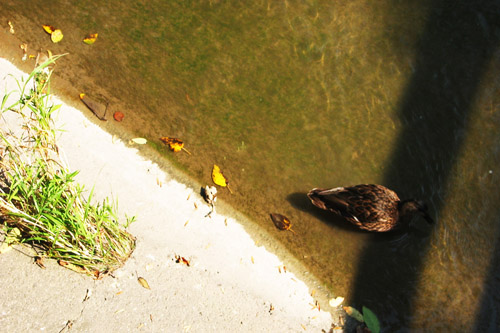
[307, 184, 434, 232]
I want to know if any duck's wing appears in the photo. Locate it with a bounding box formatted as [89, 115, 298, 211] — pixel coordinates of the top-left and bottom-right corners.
[308, 185, 398, 225]
[308, 187, 354, 217]
[342, 185, 399, 226]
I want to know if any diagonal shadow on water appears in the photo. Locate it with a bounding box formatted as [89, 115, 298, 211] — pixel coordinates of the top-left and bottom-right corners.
[346, 1, 500, 331]
[473, 213, 500, 331]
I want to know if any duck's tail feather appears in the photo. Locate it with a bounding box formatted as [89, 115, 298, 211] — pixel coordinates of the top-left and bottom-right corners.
[307, 187, 349, 211]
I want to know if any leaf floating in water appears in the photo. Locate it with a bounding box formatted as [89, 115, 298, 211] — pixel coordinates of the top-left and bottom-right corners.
[42, 24, 56, 34]
[138, 277, 151, 290]
[83, 33, 98, 44]
[211, 165, 232, 193]
[329, 296, 344, 307]
[51, 29, 63, 43]
[159, 137, 191, 154]
[131, 138, 147, 145]
[362, 306, 380, 333]
[79, 93, 108, 120]
[42, 25, 63, 43]
[113, 111, 124, 122]
[343, 306, 364, 323]
[270, 213, 295, 234]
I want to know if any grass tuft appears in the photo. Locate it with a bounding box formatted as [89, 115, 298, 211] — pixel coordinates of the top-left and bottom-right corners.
[0, 54, 136, 277]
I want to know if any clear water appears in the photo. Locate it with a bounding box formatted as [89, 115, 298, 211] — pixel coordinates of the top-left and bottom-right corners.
[1, 0, 499, 330]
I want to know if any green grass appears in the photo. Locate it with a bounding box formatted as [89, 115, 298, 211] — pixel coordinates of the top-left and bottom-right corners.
[0, 54, 136, 277]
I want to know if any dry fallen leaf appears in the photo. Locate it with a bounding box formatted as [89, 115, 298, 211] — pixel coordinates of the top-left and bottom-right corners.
[159, 137, 191, 154]
[270, 213, 296, 234]
[175, 255, 190, 267]
[42, 25, 63, 43]
[310, 300, 321, 311]
[83, 33, 98, 44]
[0, 227, 21, 253]
[113, 111, 124, 122]
[42, 24, 55, 34]
[138, 277, 151, 290]
[34, 256, 46, 269]
[57, 260, 87, 274]
[79, 93, 108, 121]
[211, 164, 232, 193]
[277, 265, 288, 274]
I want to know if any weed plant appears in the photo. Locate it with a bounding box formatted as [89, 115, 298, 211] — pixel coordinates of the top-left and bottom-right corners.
[0, 55, 136, 277]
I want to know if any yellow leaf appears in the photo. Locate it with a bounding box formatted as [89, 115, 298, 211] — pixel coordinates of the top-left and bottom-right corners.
[159, 137, 191, 154]
[42, 24, 55, 34]
[160, 137, 183, 152]
[212, 164, 228, 187]
[138, 277, 151, 290]
[51, 29, 63, 43]
[83, 33, 98, 45]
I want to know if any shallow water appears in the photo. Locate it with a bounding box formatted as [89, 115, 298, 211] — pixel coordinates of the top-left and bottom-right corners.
[1, 0, 499, 330]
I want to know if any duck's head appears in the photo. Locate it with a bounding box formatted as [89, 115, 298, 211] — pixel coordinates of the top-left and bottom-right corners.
[399, 199, 434, 224]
